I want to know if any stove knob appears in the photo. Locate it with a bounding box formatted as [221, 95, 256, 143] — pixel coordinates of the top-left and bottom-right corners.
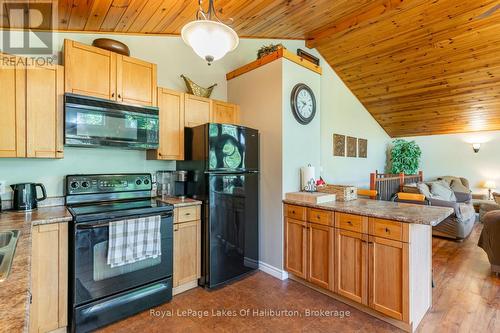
[143, 179, 150, 185]
[81, 181, 89, 188]
[70, 181, 79, 189]
[136, 179, 142, 185]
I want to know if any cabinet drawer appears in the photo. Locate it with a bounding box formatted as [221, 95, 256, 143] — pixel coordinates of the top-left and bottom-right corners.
[285, 205, 307, 221]
[308, 208, 333, 226]
[335, 212, 367, 233]
[175, 205, 200, 223]
[369, 218, 408, 242]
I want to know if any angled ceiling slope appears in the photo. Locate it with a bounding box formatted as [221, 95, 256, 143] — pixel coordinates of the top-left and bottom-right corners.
[1, 0, 499, 137]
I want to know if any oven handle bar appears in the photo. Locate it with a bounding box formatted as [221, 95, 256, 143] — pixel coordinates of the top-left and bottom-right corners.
[76, 212, 173, 229]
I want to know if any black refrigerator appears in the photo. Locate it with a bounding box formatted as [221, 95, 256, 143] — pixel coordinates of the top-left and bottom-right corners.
[178, 123, 259, 288]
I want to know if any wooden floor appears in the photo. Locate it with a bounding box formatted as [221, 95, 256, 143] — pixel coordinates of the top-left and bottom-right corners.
[101, 222, 499, 333]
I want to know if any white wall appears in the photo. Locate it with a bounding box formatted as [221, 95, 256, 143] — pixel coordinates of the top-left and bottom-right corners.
[316, 60, 391, 188]
[402, 130, 500, 194]
[282, 59, 321, 194]
[227, 60, 283, 270]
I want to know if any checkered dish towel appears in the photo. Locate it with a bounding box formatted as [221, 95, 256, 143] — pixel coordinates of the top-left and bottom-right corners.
[107, 215, 162, 268]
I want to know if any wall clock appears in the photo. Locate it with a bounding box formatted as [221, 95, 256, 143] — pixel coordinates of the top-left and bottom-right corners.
[290, 83, 316, 125]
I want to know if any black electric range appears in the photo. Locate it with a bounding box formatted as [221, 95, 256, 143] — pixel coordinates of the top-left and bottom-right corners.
[65, 174, 173, 333]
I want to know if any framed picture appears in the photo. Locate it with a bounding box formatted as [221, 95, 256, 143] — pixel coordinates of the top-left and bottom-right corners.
[346, 136, 357, 157]
[333, 134, 345, 156]
[358, 138, 368, 158]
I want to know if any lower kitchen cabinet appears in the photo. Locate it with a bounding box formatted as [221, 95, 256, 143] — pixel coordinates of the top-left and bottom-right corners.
[284, 218, 307, 279]
[173, 206, 201, 295]
[284, 205, 429, 332]
[284, 209, 334, 288]
[335, 228, 368, 305]
[30, 223, 68, 333]
[308, 222, 334, 290]
[369, 236, 409, 322]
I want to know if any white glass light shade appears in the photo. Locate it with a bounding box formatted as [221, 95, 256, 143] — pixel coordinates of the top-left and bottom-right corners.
[484, 180, 496, 189]
[181, 20, 239, 64]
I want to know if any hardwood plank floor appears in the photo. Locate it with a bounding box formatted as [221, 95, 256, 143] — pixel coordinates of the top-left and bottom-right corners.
[100, 222, 499, 333]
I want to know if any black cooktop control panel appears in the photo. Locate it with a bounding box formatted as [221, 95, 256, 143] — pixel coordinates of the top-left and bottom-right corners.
[66, 174, 152, 195]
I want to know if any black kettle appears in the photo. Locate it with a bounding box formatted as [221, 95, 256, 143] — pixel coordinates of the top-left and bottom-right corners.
[10, 183, 47, 211]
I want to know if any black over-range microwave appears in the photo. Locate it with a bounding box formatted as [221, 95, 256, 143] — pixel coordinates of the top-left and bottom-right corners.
[64, 93, 160, 150]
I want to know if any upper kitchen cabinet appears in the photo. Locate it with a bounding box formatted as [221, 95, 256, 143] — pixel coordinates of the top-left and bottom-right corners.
[64, 39, 157, 107]
[117, 55, 157, 106]
[0, 53, 63, 159]
[184, 94, 212, 128]
[64, 40, 116, 100]
[26, 64, 64, 158]
[212, 100, 240, 125]
[147, 88, 184, 161]
[0, 53, 25, 157]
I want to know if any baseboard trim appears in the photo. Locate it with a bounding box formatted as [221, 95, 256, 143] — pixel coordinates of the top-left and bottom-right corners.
[258, 261, 289, 280]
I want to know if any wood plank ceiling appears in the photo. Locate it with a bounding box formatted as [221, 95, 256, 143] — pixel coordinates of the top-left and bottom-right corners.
[1, 0, 499, 137]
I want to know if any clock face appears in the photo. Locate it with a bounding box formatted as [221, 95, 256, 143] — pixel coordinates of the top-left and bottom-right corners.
[291, 83, 316, 125]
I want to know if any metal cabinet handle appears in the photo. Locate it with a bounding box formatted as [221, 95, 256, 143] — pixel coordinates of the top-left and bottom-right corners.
[347, 221, 353, 225]
[112, 93, 115, 98]
[118, 94, 122, 99]
[316, 215, 321, 219]
[385, 227, 390, 233]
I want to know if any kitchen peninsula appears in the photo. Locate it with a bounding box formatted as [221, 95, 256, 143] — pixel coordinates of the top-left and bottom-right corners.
[283, 197, 453, 332]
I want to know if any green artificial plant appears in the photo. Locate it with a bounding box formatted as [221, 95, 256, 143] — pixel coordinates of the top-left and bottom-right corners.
[390, 139, 422, 175]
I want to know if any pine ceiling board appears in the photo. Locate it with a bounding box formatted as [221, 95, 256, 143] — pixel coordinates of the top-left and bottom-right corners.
[84, 0, 114, 31]
[99, 0, 131, 31]
[57, 0, 73, 30]
[68, 0, 96, 30]
[149, 0, 188, 33]
[113, 0, 148, 32]
[124, 0, 164, 32]
[157, 0, 200, 33]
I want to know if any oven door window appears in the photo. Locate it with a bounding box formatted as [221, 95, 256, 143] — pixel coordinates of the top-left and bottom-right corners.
[74, 216, 172, 305]
[93, 241, 161, 281]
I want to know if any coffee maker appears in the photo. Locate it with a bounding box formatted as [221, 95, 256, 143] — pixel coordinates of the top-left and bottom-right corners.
[156, 171, 188, 199]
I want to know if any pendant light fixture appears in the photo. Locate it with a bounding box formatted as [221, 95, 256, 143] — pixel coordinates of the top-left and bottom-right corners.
[181, 0, 239, 65]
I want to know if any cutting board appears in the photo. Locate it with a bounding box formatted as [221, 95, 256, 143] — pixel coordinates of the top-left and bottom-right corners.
[285, 192, 336, 204]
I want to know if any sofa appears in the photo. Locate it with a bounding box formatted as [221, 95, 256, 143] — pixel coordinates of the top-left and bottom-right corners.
[478, 210, 500, 275]
[479, 192, 500, 221]
[398, 176, 476, 240]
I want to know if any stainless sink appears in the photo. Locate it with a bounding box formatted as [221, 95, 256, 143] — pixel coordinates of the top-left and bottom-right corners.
[0, 231, 13, 248]
[0, 230, 20, 282]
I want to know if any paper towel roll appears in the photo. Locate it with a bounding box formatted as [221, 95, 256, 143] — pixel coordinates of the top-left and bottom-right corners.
[301, 166, 315, 191]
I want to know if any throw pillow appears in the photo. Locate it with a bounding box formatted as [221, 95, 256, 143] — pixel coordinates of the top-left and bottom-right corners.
[416, 182, 432, 198]
[450, 179, 470, 193]
[428, 180, 457, 202]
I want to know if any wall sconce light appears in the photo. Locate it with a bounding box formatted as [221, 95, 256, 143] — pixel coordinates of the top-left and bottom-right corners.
[472, 143, 481, 153]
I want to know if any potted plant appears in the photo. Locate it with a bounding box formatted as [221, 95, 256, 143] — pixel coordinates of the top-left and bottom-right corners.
[389, 139, 421, 174]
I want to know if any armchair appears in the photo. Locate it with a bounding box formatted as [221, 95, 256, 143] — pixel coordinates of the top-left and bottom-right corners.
[478, 210, 500, 276]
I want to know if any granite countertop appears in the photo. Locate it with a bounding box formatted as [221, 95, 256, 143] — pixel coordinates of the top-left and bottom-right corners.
[0, 206, 72, 333]
[283, 198, 453, 226]
[156, 196, 203, 207]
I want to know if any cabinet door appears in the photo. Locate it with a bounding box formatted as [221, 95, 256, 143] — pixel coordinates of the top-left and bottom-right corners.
[369, 236, 409, 322]
[26, 64, 64, 158]
[308, 223, 334, 290]
[147, 88, 184, 160]
[335, 229, 368, 304]
[173, 220, 201, 287]
[284, 218, 307, 279]
[184, 94, 212, 128]
[0, 53, 25, 157]
[30, 223, 68, 333]
[64, 39, 117, 100]
[117, 55, 157, 106]
[212, 100, 240, 125]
